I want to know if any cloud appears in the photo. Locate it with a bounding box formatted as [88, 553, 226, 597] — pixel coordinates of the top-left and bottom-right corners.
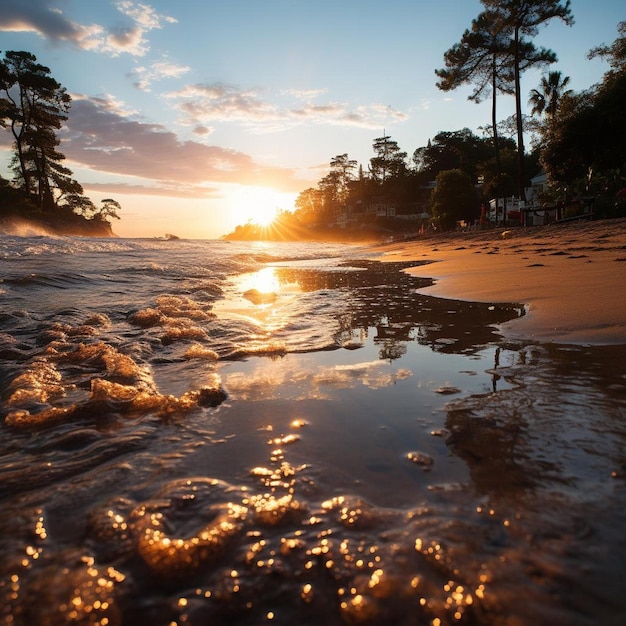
[115, 1, 177, 29]
[102, 1, 178, 56]
[63, 95, 302, 191]
[168, 83, 280, 124]
[168, 82, 409, 131]
[224, 359, 413, 401]
[132, 60, 191, 91]
[192, 126, 213, 136]
[282, 88, 328, 100]
[0, 0, 104, 49]
[0, 0, 177, 57]
[82, 181, 221, 200]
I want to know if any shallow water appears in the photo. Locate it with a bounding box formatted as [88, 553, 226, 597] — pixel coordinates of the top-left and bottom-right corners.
[1, 236, 625, 625]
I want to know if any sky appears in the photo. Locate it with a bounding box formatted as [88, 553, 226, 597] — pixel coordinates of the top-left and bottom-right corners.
[0, 0, 623, 239]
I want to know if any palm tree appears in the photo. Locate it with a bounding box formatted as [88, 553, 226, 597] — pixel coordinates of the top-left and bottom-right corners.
[529, 70, 572, 117]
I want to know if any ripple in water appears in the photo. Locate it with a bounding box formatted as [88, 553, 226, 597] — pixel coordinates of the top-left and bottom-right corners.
[1, 237, 624, 625]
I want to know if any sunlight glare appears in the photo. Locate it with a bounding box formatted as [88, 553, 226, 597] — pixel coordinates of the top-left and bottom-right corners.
[230, 186, 296, 228]
[236, 267, 281, 303]
[252, 267, 280, 295]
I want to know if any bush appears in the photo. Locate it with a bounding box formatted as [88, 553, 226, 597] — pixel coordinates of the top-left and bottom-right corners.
[430, 169, 479, 230]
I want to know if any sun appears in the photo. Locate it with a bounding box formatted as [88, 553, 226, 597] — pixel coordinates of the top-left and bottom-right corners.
[254, 203, 279, 227]
[230, 186, 296, 228]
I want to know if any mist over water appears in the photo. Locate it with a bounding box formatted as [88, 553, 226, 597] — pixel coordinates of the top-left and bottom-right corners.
[1, 235, 625, 625]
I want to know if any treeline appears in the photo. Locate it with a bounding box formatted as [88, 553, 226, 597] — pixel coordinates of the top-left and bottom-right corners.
[238, 4, 625, 239]
[290, 130, 531, 235]
[0, 51, 120, 233]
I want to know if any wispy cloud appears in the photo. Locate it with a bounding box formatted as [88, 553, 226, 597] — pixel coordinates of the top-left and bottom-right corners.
[168, 83, 279, 124]
[131, 59, 191, 91]
[0, 0, 176, 57]
[282, 88, 328, 100]
[115, 1, 177, 30]
[63, 95, 302, 191]
[103, 1, 177, 56]
[167, 82, 409, 131]
[225, 359, 413, 401]
[82, 181, 221, 200]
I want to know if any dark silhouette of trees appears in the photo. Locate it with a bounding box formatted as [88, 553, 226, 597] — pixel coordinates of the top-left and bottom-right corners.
[480, 0, 574, 200]
[1, 51, 74, 211]
[414, 128, 513, 180]
[540, 23, 626, 214]
[436, 10, 514, 174]
[528, 70, 571, 118]
[430, 169, 479, 230]
[0, 50, 120, 228]
[369, 135, 407, 183]
[330, 153, 358, 197]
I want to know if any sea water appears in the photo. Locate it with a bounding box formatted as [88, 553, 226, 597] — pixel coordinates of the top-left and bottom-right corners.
[1, 235, 625, 625]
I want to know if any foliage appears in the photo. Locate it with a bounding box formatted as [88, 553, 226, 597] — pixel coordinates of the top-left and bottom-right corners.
[96, 198, 122, 221]
[430, 169, 479, 230]
[540, 21, 626, 211]
[486, 172, 515, 200]
[436, 10, 515, 173]
[0, 50, 121, 229]
[369, 135, 408, 183]
[528, 70, 571, 118]
[413, 128, 514, 181]
[1, 51, 72, 210]
[479, 0, 574, 198]
[540, 75, 626, 196]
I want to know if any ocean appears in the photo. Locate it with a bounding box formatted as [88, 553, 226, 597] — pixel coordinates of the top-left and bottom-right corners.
[1, 235, 625, 625]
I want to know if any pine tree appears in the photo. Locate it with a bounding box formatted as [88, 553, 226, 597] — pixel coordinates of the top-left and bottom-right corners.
[0, 51, 77, 211]
[480, 0, 574, 199]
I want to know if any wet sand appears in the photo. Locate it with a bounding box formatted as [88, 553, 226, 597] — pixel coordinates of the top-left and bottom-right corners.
[375, 217, 626, 345]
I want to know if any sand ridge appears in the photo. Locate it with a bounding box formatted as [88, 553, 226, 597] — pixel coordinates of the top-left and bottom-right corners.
[374, 217, 626, 345]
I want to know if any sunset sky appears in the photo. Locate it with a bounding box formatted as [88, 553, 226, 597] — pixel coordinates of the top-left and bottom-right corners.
[0, 0, 623, 239]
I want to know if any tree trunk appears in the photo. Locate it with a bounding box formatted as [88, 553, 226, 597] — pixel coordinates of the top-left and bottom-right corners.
[491, 53, 502, 175]
[10, 121, 31, 197]
[513, 25, 526, 201]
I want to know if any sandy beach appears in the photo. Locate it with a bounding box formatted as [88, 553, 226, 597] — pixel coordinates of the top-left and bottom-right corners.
[375, 217, 626, 345]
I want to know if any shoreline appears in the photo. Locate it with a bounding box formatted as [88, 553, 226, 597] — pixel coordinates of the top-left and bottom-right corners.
[371, 218, 626, 345]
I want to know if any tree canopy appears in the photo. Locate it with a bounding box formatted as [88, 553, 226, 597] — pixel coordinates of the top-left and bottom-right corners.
[477, 0, 574, 198]
[0, 50, 120, 231]
[430, 169, 479, 230]
[540, 26, 626, 201]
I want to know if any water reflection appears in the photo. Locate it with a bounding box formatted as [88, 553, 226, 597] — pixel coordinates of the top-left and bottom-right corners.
[2, 250, 625, 625]
[230, 260, 525, 358]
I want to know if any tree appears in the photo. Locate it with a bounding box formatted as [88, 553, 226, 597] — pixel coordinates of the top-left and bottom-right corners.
[480, 0, 574, 200]
[95, 198, 122, 221]
[1, 51, 122, 227]
[528, 70, 571, 118]
[329, 153, 357, 201]
[541, 21, 626, 196]
[541, 76, 626, 194]
[412, 128, 515, 183]
[369, 135, 407, 183]
[430, 169, 479, 230]
[294, 187, 322, 225]
[436, 10, 515, 173]
[0, 51, 73, 210]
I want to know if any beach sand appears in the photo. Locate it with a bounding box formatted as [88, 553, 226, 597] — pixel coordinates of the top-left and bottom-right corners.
[375, 217, 626, 345]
